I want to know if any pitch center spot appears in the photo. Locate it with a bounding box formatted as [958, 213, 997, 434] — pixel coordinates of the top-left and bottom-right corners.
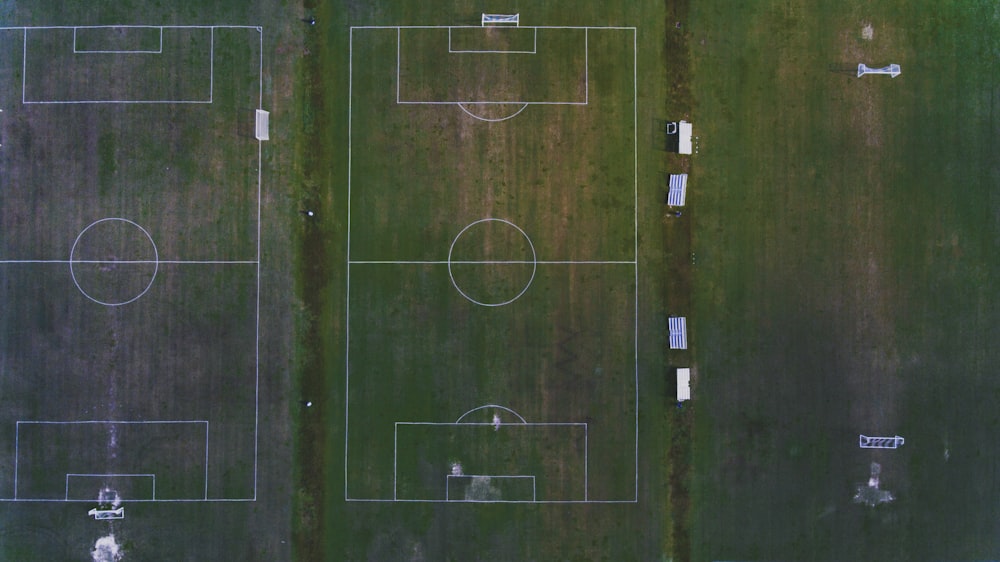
[69, 217, 159, 306]
[447, 218, 536, 307]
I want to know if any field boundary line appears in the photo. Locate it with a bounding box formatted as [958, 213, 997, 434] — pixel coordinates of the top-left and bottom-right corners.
[352, 26, 636, 30]
[345, 26, 355, 501]
[253, 24, 263, 502]
[12, 420, 210, 501]
[345, 498, 635, 504]
[349, 260, 636, 265]
[457, 102, 528, 122]
[631, 27, 638, 501]
[0, 260, 258, 264]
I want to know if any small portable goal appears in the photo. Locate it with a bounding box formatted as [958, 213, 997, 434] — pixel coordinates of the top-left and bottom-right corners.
[88, 507, 125, 520]
[859, 434, 905, 449]
[482, 13, 519, 26]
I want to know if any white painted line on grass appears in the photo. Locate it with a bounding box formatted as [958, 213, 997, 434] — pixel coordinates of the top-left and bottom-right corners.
[253, 25, 263, 502]
[0, 260, 257, 264]
[348, 260, 636, 265]
[632, 26, 639, 502]
[344, 26, 355, 501]
[352, 25, 636, 30]
[0, 498, 257, 503]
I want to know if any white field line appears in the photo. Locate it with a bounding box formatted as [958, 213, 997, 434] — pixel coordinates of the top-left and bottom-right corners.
[585, 28, 589, 104]
[455, 403, 527, 424]
[0, 25, 260, 30]
[353, 26, 636, 30]
[344, 26, 355, 501]
[397, 422, 586, 426]
[393, 425, 397, 500]
[0, 260, 256, 264]
[204, 421, 211, 499]
[0, 498, 255, 503]
[399, 101, 587, 105]
[632, 27, 639, 501]
[209, 27, 214, 103]
[395, 27, 400, 104]
[20, 28, 26, 105]
[12, 422, 18, 499]
[345, 498, 637, 504]
[253, 25, 263, 502]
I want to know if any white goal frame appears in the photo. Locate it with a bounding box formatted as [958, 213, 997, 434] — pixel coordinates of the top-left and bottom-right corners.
[482, 13, 519, 27]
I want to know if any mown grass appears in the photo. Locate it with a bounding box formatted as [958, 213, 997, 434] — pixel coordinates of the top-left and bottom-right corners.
[308, 0, 677, 560]
[0, 2, 300, 560]
[688, 1, 1000, 559]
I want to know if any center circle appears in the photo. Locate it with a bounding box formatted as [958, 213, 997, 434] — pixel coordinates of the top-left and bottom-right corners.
[447, 218, 537, 307]
[69, 218, 159, 306]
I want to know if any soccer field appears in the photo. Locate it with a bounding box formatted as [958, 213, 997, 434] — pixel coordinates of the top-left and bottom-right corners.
[344, 24, 639, 504]
[0, 2, 303, 558]
[305, 1, 676, 559]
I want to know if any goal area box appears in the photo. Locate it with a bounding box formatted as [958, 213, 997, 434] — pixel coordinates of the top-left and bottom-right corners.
[0, 26, 266, 502]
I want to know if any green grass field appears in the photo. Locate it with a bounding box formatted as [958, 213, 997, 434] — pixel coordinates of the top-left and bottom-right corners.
[0, 3, 301, 560]
[344, 24, 638, 504]
[2, 0, 997, 559]
[303, 1, 676, 560]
